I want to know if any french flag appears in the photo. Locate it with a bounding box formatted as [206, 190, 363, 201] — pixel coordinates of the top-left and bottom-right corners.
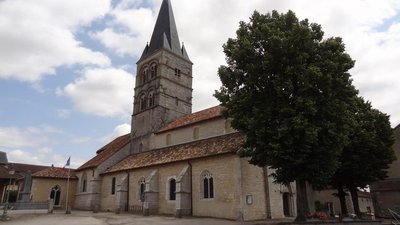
[62, 157, 70, 171]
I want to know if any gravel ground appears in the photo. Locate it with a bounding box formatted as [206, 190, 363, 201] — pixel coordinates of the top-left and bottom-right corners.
[3, 210, 286, 225]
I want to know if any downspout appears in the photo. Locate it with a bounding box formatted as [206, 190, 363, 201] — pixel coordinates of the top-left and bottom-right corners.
[126, 171, 130, 211]
[188, 160, 193, 216]
[237, 157, 244, 221]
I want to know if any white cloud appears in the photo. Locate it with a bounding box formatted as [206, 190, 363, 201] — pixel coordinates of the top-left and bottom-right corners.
[91, 6, 155, 57]
[90, 0, 400, 127]
[4, 148, 85, 168]
[0, 0, 111, 82]
[0, 125, 60, 149]
[71, 136, 92, 144]
[101, 123, 131, 144]
[56, 109, 71, 118]
[57, 68, 135, 118]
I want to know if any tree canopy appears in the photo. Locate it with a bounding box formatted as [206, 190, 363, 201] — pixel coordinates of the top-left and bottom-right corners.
[332, 97, 395, 216]
[216, 10, 357, 186]
[215, 10, 359, 219]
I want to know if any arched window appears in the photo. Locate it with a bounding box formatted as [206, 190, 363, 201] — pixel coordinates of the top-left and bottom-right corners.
[139, 177, 145, 202]
[201, 171, 214, 199]
[148, 91, 155, 107]
[141, 67, 149, 84]
[150, 63, 157, 78]
[224, 119, 231, 134]
[169, 178, 176, 200]
[81, 172, 87, 192]
[49, 185, 61, 206]
[193, 127, 199, 140]
[139, 93, 147, 111]
[166, 134, 171, 145]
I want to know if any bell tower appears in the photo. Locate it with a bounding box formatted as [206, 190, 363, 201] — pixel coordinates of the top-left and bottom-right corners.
[131, 0, 192, 152]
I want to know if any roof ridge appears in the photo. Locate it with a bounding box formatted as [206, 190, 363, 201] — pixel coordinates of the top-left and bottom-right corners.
[103, 132, 244, 174]
[77, 133, 131, 171]
[157, 105, 223, 133]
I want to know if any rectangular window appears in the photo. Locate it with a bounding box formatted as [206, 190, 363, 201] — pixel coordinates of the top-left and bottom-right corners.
[174, 68, 181, 77]
[111, 177, 116, 195]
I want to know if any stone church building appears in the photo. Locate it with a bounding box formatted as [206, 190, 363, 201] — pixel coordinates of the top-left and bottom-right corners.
[73, 0, 296, 221]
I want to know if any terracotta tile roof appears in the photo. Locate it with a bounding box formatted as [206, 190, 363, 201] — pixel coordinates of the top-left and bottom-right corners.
[371, 179, 400, 191]
[103, 132, 244, 174]
[157, 105, 224, 133]
[77, 134, 131, 171]
[32, 167, 77, 179]
[0, 163, 49, 179]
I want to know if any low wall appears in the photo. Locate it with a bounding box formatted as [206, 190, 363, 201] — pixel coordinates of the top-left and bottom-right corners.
[278, 220, 381, 225]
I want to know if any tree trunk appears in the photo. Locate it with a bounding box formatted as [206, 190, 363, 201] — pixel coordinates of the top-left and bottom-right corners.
[349, 185, 361, 217]
[295, 179, 310, 221]
[337, 184, 348, 216]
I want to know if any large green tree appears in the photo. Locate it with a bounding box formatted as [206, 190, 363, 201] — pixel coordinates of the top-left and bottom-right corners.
[215, 10, 358, 220]
[332, 97, 395, 216]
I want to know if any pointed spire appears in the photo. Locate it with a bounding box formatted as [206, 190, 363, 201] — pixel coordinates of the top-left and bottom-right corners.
[138, 0, 190, 62]
[139, 43, 149, 60]
[181, 43, 190, 61]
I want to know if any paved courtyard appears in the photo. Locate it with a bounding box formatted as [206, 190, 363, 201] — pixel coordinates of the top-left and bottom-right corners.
[4, 210, 291, 225]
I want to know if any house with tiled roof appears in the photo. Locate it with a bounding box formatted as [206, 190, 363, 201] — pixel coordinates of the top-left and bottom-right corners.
[0, 163, 49, 203]
[371, 124, 400, 217]
[29, 167, 78, 208]
[71, 0, 296, 221]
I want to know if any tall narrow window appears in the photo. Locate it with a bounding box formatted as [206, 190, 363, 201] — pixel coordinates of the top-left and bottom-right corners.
[169, 178, 176, 200]
[81, 173, 87, 192]
[202, 171, 214, 199]
[111, 177, 116, 195]
[148, 91, 155, 107]
[150, 63, 157, 78]
[224, 119, 231, 133]
[193, 127, 199, 140]
[166, 134, 171, 145]
[142, 67, 148, 83]
[140, 94, 147, 111]
[139, 177, 145, 202]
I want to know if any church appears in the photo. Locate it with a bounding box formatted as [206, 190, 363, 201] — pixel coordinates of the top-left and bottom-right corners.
[72, 0, 296, 221]
[3, 0, 384, 220]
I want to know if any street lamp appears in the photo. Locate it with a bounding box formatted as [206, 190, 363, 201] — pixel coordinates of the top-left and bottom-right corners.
[1, 169, 14, 221]
[0, 151, 9, 221]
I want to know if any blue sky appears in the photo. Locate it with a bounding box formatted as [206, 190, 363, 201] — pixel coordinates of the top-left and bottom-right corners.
[1, 0, 400, 168]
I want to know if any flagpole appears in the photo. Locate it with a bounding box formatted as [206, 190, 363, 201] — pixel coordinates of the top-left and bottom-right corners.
[65, 157, 71, 214]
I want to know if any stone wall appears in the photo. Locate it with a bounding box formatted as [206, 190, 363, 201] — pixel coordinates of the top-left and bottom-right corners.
[157, 161, 187, 215]
[240, 157, 268, 220]
[97, 153, 292, 221]
[74, 142, 130, 210]
[31, 178, 77, 209]
[153, 117, 235, 149]
[100, 173, 126, 212]
[191, 154, 241, 220]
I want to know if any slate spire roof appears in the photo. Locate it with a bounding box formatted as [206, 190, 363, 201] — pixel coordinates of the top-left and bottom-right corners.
[138, 0, 190, 62]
